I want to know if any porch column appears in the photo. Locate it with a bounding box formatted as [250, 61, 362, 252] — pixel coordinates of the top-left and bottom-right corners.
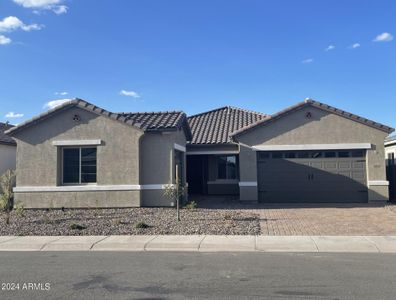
[238, 144, 258, 202]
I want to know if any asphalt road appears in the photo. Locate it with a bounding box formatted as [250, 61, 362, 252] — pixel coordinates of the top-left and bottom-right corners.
[0, 252, 395, 300]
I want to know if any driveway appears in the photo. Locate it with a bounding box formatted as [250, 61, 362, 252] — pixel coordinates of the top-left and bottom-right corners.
[257, 204, 396, 236]
[194, 197, 396, 236]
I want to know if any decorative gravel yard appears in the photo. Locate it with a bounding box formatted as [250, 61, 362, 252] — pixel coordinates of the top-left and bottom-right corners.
[0, 208, 260, 236]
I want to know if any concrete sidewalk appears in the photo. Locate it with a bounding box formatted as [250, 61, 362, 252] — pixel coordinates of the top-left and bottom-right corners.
[0, 235, 396, 253]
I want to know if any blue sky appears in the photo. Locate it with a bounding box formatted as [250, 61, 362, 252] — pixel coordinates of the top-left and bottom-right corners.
[0, 0, 395, 131]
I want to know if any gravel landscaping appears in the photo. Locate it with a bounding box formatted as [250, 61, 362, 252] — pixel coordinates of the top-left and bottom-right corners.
[0, 208, 260, 236]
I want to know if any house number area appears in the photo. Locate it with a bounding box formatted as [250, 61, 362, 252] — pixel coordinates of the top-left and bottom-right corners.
[1, 282, 51, 291]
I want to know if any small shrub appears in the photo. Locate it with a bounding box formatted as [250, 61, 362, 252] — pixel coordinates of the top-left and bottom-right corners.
[14, 204, 25, 218]
[184, 201, 198, 209]
[135, 221, 149, 229]
[69, 223, 86, 230]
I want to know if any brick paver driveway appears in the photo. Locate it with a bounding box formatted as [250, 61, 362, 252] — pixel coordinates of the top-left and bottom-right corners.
[194, 196, 396, 236]
[257, 204, 396, 236]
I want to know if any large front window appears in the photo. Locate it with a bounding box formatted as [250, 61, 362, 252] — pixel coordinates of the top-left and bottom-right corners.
[63, 147, 97, 184]
[217, 155, 237, 179]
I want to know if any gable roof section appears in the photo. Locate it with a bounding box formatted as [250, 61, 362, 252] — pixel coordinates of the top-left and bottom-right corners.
[188, 106, 268, 144]
[6, 98, 192, 140]
[230, 99, 394, 139]
[0, 122, 16, 146]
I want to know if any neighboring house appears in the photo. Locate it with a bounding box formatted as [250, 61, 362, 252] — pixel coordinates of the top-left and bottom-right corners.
[385, 135, 396, 200]
[5, 98, 394, 208]
[187, 99, 393, 203]
[0, 122, 16, 176]
[6, 99, 191, 208]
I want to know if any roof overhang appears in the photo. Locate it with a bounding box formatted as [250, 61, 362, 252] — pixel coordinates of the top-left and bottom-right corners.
[252, 143, 372, 151]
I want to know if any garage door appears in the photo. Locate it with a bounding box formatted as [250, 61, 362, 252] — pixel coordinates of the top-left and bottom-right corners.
[257, 150, 368, 203]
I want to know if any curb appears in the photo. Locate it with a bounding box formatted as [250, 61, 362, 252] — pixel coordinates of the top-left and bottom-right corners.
[0, 235, 396, 253]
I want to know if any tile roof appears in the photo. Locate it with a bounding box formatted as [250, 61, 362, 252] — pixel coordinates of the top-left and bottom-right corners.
[231, 99, 395, 138]
[6, 99, 192, 140]
[0, 122, 16, 145]
[119, 111, 188, 131]
[187, 106, 268, 144]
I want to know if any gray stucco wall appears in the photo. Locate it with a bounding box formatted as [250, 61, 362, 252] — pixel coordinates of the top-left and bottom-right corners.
[140, 130, 187, 206]
[12, 106, 144, 208]
[235, 105, 389, 202]
[0, 144, 16, 176]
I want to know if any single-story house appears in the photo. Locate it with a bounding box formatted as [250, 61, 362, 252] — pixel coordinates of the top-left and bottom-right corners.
[6, 99, 191, 208]
[0, 122, 16, 176]
[385, 135, 396, 200]
[6, 98, 394, 208]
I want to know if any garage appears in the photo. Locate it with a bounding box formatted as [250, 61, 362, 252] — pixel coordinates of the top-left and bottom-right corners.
[257, 150, 368, 203]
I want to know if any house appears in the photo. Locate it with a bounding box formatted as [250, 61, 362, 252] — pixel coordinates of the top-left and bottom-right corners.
[186, 99, 393, 203]
[6, 99, 191, 208]
[385, 135, 396, 200]
[6, 98, 394, 208]
[0, 122, 16, 176]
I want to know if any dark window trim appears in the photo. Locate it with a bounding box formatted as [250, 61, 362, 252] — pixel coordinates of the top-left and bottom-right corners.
[217, 155, 239, 180]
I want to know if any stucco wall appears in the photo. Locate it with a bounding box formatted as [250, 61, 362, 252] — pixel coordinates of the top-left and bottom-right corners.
[140, 129, 187, 206]
[12, 106, 144, 208]
[0, 144, 16, 176]
[236, 105, 389, 202]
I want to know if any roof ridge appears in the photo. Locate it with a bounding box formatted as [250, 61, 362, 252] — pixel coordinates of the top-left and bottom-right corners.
[188, 105, 267, 119]
[119, 110, 184, 115]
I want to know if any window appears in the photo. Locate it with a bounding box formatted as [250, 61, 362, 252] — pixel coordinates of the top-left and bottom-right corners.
[351, 150, 365, 158]
[63, 147, 97, 184]
[271, 152, 283, 159]
[284, 152, 296, 159]
[217, 156, 237, 179]
[338, 151, 350, 158]
[324, 151, 336, 158]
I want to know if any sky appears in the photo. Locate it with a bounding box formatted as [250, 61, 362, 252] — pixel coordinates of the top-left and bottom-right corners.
[0, 0, 395, 131]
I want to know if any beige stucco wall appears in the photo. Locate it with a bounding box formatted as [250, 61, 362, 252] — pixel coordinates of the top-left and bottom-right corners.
[236, 105, 390, 202]
[385, 143, 396, 158]
[140, 130, 187, 206]
[12, 106, 144, 208]
[0, 144, 16, 176]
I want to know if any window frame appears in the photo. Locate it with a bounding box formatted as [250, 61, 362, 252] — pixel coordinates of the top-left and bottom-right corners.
[217, 155, 238, 180]
[61, 146, 97, 185]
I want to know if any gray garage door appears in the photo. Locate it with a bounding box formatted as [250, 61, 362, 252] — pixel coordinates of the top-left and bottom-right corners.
[257, 150, 368, 203]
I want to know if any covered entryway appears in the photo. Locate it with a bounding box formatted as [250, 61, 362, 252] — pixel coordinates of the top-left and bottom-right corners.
[257, 150, 368, 203]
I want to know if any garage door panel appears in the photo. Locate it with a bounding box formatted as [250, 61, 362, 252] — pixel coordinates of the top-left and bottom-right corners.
[257, 150, 367, 203]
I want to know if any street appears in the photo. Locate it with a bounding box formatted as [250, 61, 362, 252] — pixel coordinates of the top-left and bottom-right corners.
[0, 252, 395, 299]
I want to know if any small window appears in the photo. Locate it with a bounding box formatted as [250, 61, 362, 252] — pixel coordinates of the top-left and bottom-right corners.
[297, 151, 310, 158]
[338, 151, 350, 158]
[324, 151, 336, 158]
[271, 152, 283, 159]
[351, 150, 365, 158]
[217, 155, 238, 179]
[63, 147, 97, 184]
[258, 152, 270, 160]
[284, 152, 296, 159]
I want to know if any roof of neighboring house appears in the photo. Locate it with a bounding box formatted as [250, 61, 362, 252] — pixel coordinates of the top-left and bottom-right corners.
[187, 106, 268, 144]
[0, 122, 16, 146]
[6, 98, 192, 140]
[230, 99, 395, 138]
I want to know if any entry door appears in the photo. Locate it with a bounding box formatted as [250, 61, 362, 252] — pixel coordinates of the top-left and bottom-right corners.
[257, 150, 368, 203]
